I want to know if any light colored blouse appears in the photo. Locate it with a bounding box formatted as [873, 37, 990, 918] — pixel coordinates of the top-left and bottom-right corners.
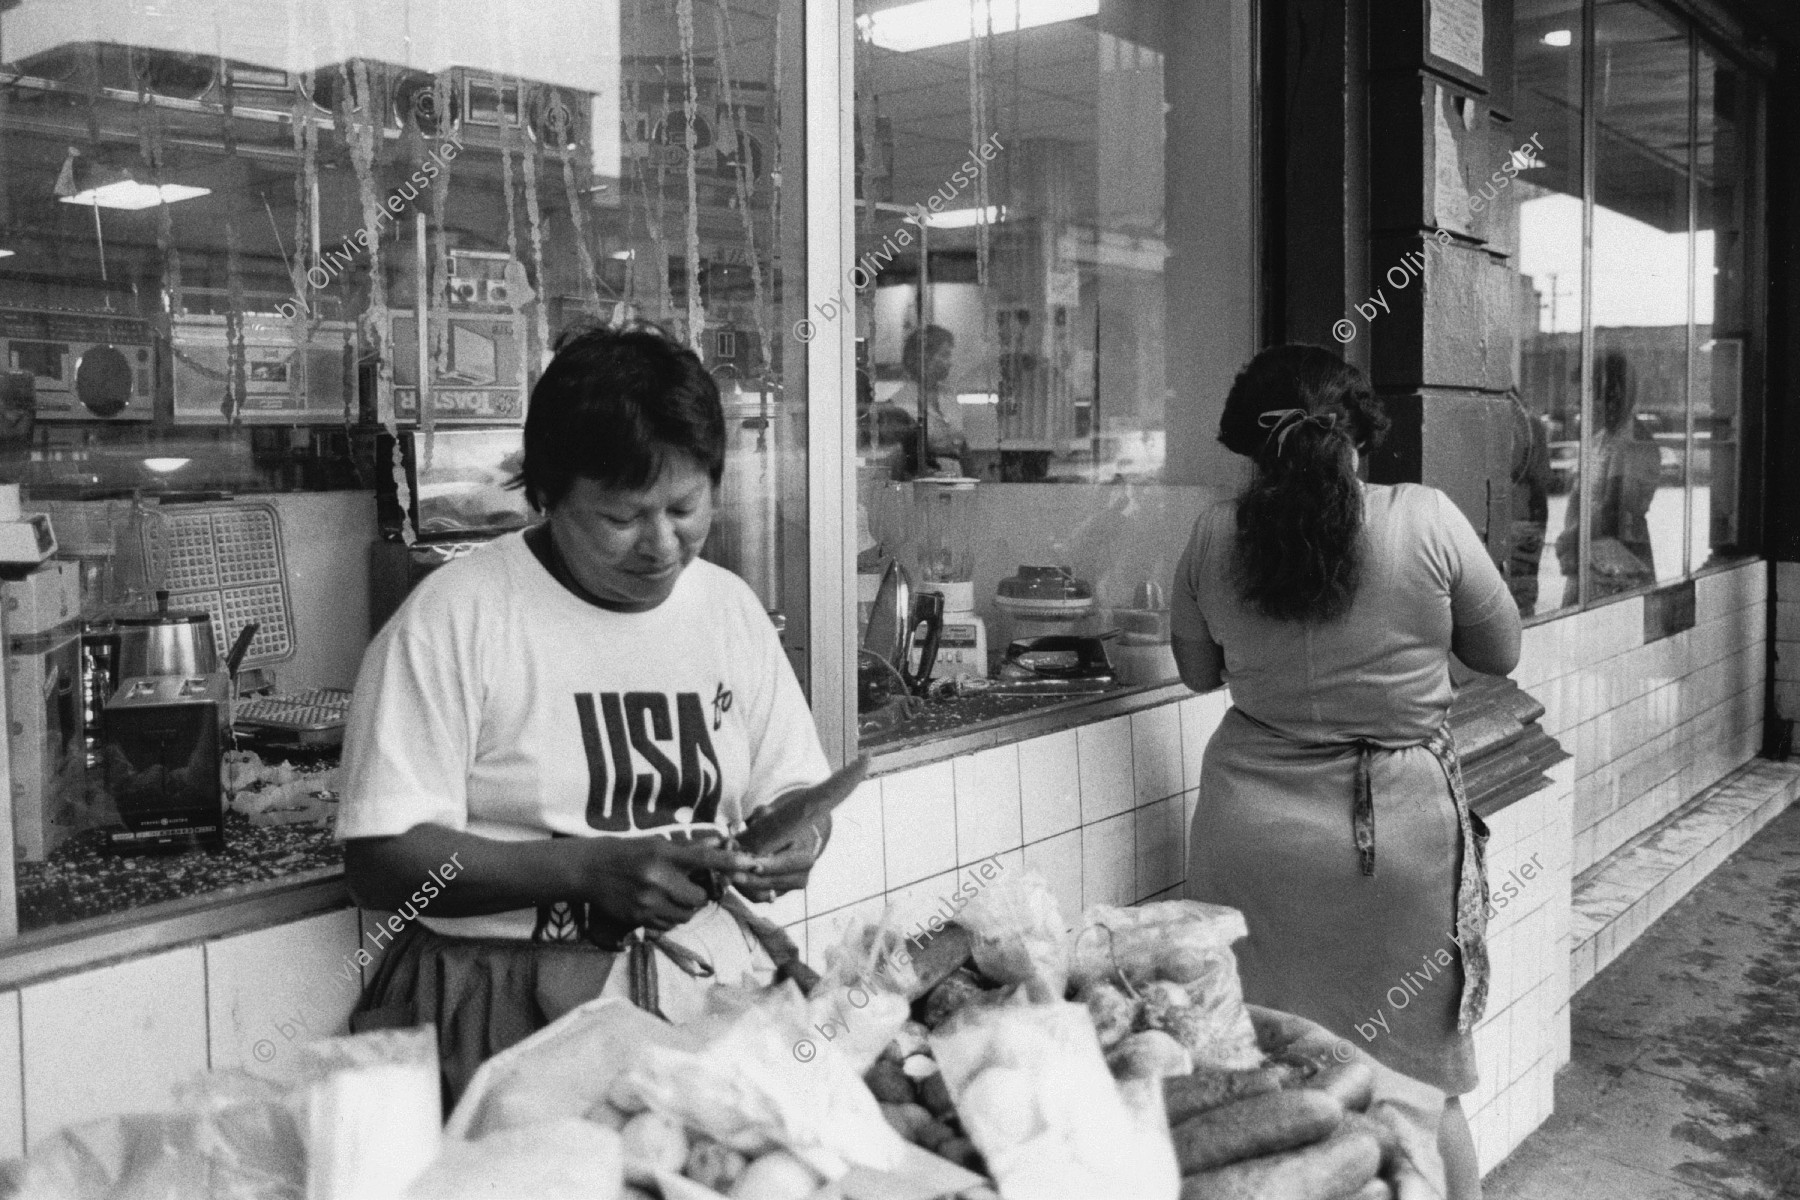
[1171, 483, 1516, 744]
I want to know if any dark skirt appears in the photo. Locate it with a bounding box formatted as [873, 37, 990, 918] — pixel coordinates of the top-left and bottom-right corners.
[350, 922, 619, 1112]
[1186, 707, 1478, 1094]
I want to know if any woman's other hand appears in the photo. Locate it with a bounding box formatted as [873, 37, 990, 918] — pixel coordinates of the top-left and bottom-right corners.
[729, 757, 871, 901]
[733, 815, 829, 902]
[574, 836, 755, 933]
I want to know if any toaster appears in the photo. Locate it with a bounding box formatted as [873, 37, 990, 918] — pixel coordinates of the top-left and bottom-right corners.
[101, 673, 228, 853]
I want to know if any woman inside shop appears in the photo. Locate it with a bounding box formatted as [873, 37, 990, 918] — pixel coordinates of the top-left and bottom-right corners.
[1172, 344, 1522, 1200]
[338, 321, 865, 1104]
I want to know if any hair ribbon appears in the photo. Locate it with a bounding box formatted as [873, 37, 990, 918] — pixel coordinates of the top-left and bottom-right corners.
[1258, 407, 1339, 455]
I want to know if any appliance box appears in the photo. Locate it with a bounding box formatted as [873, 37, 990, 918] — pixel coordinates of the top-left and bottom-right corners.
[102, 674, 227, 853]
[172, 314, 354, 424]
[7, 628, 86, 860]
[385, 312, 527, 426]
[0, 308, 155, 422]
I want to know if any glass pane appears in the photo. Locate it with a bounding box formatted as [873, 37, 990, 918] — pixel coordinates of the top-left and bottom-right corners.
[0, 0, 806, 939]
[1691, 48, 1754, 570]
[1506, 0, 1583, 619]
[852, 0, 1254, 748]
[1581, 2, 1690, 604]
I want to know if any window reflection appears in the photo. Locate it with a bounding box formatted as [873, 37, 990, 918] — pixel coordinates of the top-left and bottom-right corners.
[1507, 0, 1583, 618]
[850, 0, 1255, 746]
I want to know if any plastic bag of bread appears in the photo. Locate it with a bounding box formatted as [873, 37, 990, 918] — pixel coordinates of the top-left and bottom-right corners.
[611, 979, 908, 1177]
[809, 907, 933, 1070]
[952, 870, 1070, 1002]
[1070, 901, 1261, 1070]
[928, 1001, 1178, 1200]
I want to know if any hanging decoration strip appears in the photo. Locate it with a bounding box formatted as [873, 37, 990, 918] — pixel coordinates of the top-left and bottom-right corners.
[710, 2, 773, 378]
[520, 98, 552, 364]
[769, 1, 785, 354]
[560, 136, 605, 316]
[966, 0, 993, 290]
[675, 0, 706, 350]
[425, 76, 459, 442]
[854, 12, 880, 349]
[336, 56, 411, 542]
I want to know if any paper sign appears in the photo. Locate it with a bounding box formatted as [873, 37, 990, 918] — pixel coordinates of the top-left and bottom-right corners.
[1433, 90, 1472, 234]
[1430, 0, 1484, 76]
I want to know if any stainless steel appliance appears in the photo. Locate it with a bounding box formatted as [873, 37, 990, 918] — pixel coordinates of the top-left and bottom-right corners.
[101, 673, 228, 853]
[859, 558, 943, 708]
[109, 591, 219, 678]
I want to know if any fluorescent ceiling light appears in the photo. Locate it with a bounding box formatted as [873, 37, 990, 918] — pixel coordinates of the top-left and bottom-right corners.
[1541, 29, 1573, 47]
[0, 250, 13, 260]
[859, 0, 1099, 53]
[58, 182, 211, 211]
[922, 204, 1005, 229]
[142, 458, 191, 473]
[956, 392, 999, 405]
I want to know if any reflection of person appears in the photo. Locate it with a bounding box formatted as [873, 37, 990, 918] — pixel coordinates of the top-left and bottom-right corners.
[1554, 351, 1659, 607]
[1171, 346, 1521, 1200]
[877, 324, 964, 475]
[340, 323, 867, 1104]
[1505, 390, 1550, 616]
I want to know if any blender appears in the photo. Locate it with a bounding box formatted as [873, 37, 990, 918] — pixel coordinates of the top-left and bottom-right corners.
[913, 478, 985, 682]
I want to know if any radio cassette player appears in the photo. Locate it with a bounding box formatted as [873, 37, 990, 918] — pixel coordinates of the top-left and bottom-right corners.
[0, 308, 155, 421]
[171, 314, 354, 425]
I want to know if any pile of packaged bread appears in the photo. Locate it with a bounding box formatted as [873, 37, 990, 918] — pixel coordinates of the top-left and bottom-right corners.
[4, 873, 1446, 1200]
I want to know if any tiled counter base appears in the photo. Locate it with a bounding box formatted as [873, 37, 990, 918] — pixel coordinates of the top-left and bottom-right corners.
[1468, 758, 1576, 1177]
[1570, 757, 1800, 992]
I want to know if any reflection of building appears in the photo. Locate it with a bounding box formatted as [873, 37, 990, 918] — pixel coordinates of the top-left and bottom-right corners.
[618, 57, 784, 382]
[1521, 325, 1715, 436]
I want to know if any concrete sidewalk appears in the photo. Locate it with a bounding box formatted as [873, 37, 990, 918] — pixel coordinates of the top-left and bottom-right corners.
[1485, 802, 1800, 1199]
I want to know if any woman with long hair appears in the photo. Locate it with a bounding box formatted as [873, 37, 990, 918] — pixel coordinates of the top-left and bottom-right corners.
[1172, 345, 1521, 1199]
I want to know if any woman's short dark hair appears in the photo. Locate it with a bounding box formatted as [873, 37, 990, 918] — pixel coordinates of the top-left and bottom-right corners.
[1218, 344, 1388, 623]
[513, 321, 725, 512]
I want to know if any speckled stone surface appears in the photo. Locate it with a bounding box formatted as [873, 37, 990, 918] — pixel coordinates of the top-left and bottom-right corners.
[17, 811, 342, 932]
[1485, 802, 1800, 1199]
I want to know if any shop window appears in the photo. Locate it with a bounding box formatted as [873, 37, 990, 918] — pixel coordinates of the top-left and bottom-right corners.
[1504, 0, 1583, 619]
[1504, 0, 1762, 621]
[850, 0, 1256, 749]
[0, 1, 807, 941]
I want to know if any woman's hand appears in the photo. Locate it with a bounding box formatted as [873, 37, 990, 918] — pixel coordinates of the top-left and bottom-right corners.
[729, 758, 870, 902]
[572, 835, 756, 934]
[732, 815, 830, 903]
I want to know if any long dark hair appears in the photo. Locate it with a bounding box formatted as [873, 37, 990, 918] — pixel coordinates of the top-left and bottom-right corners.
[1217, 345, 1388, 622]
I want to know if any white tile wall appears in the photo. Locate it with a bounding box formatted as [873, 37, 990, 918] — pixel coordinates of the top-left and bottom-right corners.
[883, 761, 957, 887]
[954, 746, 1023, 866]
[1081, 812, 1136, 909]
[1076, 717, 1135, 822]
[1130, 705, 1184, 806]
[21, 946, 208, 1148]
[205, 909, 362, 1076]
[1018, 729, 1081, 844]
[804, 779, 886, 914]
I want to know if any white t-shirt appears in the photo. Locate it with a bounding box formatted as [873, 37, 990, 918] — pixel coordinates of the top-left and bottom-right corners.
[337, 532, 828, 1012]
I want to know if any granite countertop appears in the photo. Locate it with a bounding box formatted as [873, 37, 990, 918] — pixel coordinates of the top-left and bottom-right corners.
[17, 739, 345, 934]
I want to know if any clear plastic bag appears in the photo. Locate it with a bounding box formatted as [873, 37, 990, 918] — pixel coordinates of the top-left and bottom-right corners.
[611, 980, 908, 1177]
[928, 1001, 1178, 1200]
[809, 908, 925, 1070]
[953, 871, 1070, 1002]
[1071, 901, 1261, 1071]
